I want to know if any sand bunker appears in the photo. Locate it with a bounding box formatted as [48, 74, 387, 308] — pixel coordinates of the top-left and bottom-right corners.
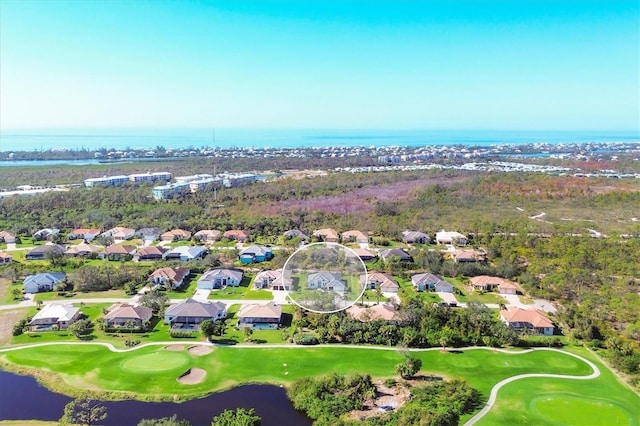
[165, 344, 185, 351]
[177, 368, 206, 385]
[188, 345, 213, 356]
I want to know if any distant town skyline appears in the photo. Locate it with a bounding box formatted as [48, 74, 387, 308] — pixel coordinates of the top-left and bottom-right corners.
[0, 0, 638, 132]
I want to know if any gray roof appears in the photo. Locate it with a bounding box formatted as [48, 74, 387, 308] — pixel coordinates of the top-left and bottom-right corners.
[24, 272, 66, 287]
[165, 299, 226, 318]
[199, 268, 243, 282]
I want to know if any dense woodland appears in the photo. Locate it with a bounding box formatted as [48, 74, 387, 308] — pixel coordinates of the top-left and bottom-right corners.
[1, 161, 639, 387]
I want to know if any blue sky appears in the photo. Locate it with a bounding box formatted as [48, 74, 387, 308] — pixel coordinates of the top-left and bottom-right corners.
[0, 0, 638, 131]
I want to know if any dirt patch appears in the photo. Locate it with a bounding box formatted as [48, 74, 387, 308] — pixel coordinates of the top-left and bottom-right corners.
[165, 345, 185, 352]
[177, 368, 206, 385]
[0, 309, 27, 346]
[349, 379, 412, 421]
[188, 345, 213, 356]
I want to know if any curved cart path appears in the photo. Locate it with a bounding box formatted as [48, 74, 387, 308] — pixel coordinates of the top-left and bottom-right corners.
[463, 348, 600, 425]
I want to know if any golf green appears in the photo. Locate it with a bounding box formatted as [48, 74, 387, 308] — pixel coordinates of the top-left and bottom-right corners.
[529, 394, 634, 425]
[121, 351, 190, 373]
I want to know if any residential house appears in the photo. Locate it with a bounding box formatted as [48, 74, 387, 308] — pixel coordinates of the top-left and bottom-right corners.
[164, 299, 227, 329]
[103, 303, 153, 329]
[401, 230, 430, 244]
[379, 248, 413, 263]
[0, 251, 13, 264]
[254, 269, 291, 291]
[361, 272, 399, 293]
[452, 249, 487, 263]
[435, 230, 468, 246]
[222, 229, 250, 242]
[469, 275, 518, 294]
[102, 226, 136, 242]
[149, 267, 190, 290]
[341, 230, 369, 245]
[198, 268, 244, 290]
[25, 244, 65, 260]
[136, 227, 163, 242]
[32, 228, 60, 241]
[307, 271, 346, 292]
[23, 272, 66, 293]
[237, 302, 282, 329]
[28, 303, 81, 331]
[501, 307, 554, 336]
[283, 229, 308, 241]
[64, 243, 102, 258]
[239, 245, 273, 264]
[350, 248, 377, 261]
[135, 246, 167, 261]
[103, 244, 136, 260]
[0, 231, 16, 244]
[411, 273, 453, 293]
[160, 229, 192, 242]
[346, 303, 399, 322]
[312, 228, 339, 243]
[68, 228, 101, 241]
[162, 246, 207, 261]
[194, 229, 222, 242]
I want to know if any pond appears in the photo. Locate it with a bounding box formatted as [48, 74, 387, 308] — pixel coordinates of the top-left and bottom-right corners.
[0, 370, 311, 425]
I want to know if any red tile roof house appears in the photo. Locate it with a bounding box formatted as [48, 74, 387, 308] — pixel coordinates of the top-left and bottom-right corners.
[160, 229, 192, 242]
[312, 228, 340, 243]
[452, 249, 487, 263]
[469, 275, 518, 294]
[223, 229, 250, 242]
[0, 251, 13, 264]
[0, 231, 17, 244]
[135, 246, 167, 261]
[149, 267, 190, 290]
[102, 226, 136, 242]
[68, 228, 101, 241]
[351, 248, 377, 261]
[360, 272, 400, 293]
[346, 303, 399, 322]
[103, 303, 153, 330]
[237, 302, 282, 329]
[341, 230, 369, 245]
[500, 307, 555, 336]
[194, 229, 222, 242]
[102, 244, 137, 261]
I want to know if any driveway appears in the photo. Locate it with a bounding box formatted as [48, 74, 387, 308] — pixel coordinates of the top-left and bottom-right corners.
[436, 292, 459, 305]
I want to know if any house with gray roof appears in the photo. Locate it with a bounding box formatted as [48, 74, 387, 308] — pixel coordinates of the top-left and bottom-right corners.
[198, 268, 244, 290]
[411, 273, 453, 293]
[164, 299, 226, 330]
[29, 303, 81, 331]
[23, 272, 66, 293]
[401, 230, 430, 244]
[239, 245, 273, 264]
[25, 244, 66, 260]
[379, 248, 413, 263]
[162, 245, 207, 261]
[307, 271, 346, 293]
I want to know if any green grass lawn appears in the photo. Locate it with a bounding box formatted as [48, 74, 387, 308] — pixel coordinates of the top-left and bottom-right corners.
[33, 289, 128, 302]
[164, 278, 198, 299]
[474, 346, 640, 426]
[207, 274, 273, 301]
[448, 277, 507, 304]
[2, 343, 637, 426]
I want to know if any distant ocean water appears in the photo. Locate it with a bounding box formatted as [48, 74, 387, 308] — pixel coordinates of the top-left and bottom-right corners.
[0, 128, 638, 152]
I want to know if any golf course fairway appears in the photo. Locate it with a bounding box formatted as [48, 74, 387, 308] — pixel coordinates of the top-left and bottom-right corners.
[0, 343, 638, 425]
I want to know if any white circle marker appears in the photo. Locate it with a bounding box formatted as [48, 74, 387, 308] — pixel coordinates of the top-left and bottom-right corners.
[283, 242, 368, 313]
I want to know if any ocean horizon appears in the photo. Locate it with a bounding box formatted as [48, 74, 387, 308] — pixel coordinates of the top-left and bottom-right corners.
[0, 128, 638, 153]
